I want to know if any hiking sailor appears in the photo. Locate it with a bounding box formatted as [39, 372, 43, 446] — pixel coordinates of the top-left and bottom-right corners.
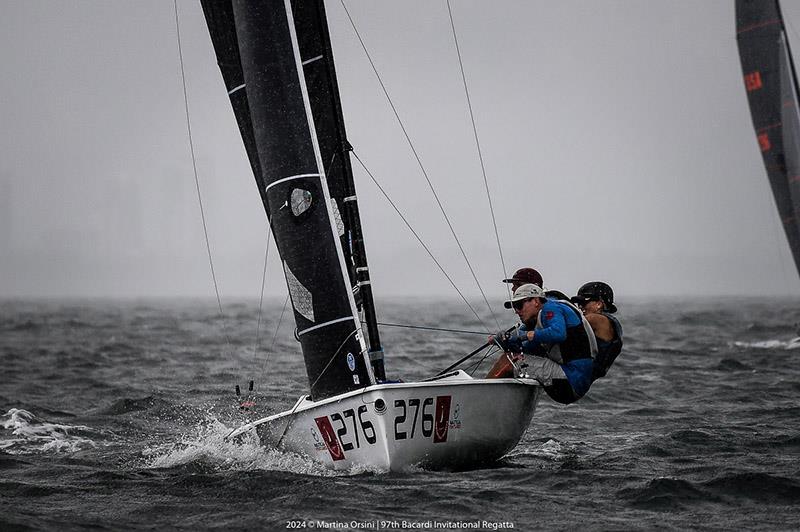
[570, 281, 623, 382]
[502, 267, 570, 301]
[488, 283, 597, 404]
[502, 267, 544, 291]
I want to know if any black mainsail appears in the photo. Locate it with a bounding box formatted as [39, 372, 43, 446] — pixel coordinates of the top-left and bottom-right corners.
[201, 0, 384, 399]
[736, 0, 800, 276]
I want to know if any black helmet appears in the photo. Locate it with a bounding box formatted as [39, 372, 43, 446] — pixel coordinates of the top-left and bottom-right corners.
[571, 281, 617, 313]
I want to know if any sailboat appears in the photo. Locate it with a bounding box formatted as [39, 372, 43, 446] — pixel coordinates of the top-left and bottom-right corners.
[736, 0, 800, 277]
[199, 1, 541, 471]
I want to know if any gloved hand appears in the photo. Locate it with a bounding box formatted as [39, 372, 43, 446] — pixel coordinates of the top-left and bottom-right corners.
[490, 329, 511, 350]
[504, 329, 526, 352]
[491, 328, 525, 352]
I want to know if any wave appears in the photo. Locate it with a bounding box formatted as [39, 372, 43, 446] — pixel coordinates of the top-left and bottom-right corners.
[0, 408, 104, 454]
[669, 428, 719, 446]
[619, 477, 709, 510]
[715, 358, 752, 371]
[142, 414, 382, 476]
[703, 472, 800, 504]
[743, 322, 798, 334]
[0, 480, 65, 497]
[3, 320, 43, 332]
[504, 438, 582, 463]
[731, 338, 800, 350]
[97, 396, 171, 416]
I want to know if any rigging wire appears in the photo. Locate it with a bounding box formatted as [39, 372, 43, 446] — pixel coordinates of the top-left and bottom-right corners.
[351, 150, 489, 330]
[368, 321, 488, 336]
[173, 0, 234, 353]
[465, 346, 498, 377]
[309, 328, 361, 392]
[340, 0, 500, 330]
[249, 230, 272, 383]
[446, 0, 511, 303]
[259, 293, 292, 377]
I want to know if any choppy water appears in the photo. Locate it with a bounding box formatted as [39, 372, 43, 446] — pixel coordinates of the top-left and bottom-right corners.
[1, 297, 799, 530]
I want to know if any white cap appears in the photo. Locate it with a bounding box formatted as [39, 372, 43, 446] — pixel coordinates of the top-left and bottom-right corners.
[503, 283, 546, 308]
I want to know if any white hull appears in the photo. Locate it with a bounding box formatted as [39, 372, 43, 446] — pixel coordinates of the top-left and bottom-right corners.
[228, 371, 541, 471]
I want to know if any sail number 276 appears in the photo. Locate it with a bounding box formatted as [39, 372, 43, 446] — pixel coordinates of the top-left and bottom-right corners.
[393, 398, 433, 439]
[329, 405, 376, 451]
[395, 395, 452, 444]
[314, 395, 453, 461]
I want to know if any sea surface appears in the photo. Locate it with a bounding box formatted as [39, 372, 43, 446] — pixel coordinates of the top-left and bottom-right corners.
[1, 297, 799, 530]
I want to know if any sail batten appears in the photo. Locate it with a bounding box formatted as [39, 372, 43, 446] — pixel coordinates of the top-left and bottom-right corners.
[736, 0, 800, 278]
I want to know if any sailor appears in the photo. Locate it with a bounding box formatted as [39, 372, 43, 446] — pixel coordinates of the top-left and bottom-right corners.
[570, 281, 623, 381]
[502, 267, 544, 291]
[488, 284, 595, 404]
[502, 267, 571, 301]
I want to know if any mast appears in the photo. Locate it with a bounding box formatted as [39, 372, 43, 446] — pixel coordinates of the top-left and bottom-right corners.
[736, 0, 800, 277]
[201, 0, 384, 399]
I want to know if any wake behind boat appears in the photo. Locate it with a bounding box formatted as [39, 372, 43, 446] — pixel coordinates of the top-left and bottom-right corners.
[199, 0, 542, 471]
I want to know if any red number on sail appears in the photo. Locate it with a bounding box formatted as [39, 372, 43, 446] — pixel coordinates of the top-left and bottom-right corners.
[744, 71, 763, 92]
[758, 132, 771, 152]
[315, 416, 345, 461]
[433, 395, 451, 443]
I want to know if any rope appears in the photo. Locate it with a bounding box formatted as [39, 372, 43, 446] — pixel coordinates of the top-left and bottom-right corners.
[351, 151, 489, 330]
[340, 0, 499, 330]
[446, 0, 511, 303]
[173, 1, 234, 353]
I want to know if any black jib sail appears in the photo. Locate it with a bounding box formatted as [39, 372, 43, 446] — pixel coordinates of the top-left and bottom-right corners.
[736, 0, 800, 277]
[201, 0, 384, 399]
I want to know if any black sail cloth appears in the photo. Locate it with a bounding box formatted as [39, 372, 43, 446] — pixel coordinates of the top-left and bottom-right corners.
[201, 0, 377, 399]
[736, 0, 800, 277]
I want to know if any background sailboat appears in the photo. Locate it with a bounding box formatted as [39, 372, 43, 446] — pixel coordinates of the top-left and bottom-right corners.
[736, 0, 800, 278]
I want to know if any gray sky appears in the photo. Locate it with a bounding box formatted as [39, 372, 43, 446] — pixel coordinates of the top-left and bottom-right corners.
[2, 0, 800, 301]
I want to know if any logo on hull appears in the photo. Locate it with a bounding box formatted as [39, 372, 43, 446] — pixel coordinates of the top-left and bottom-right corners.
[433, 395, 452, 443]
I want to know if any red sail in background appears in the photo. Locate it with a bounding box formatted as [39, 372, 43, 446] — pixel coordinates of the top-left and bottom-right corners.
[736, 0, 800, 278]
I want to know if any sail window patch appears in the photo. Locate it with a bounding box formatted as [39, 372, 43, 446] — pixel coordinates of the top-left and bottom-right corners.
[284, 262, 314, 322]
[290, 188, 313, 217]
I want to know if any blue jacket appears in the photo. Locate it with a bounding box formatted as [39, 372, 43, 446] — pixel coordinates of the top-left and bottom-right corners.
[515, 300, 594, 397]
